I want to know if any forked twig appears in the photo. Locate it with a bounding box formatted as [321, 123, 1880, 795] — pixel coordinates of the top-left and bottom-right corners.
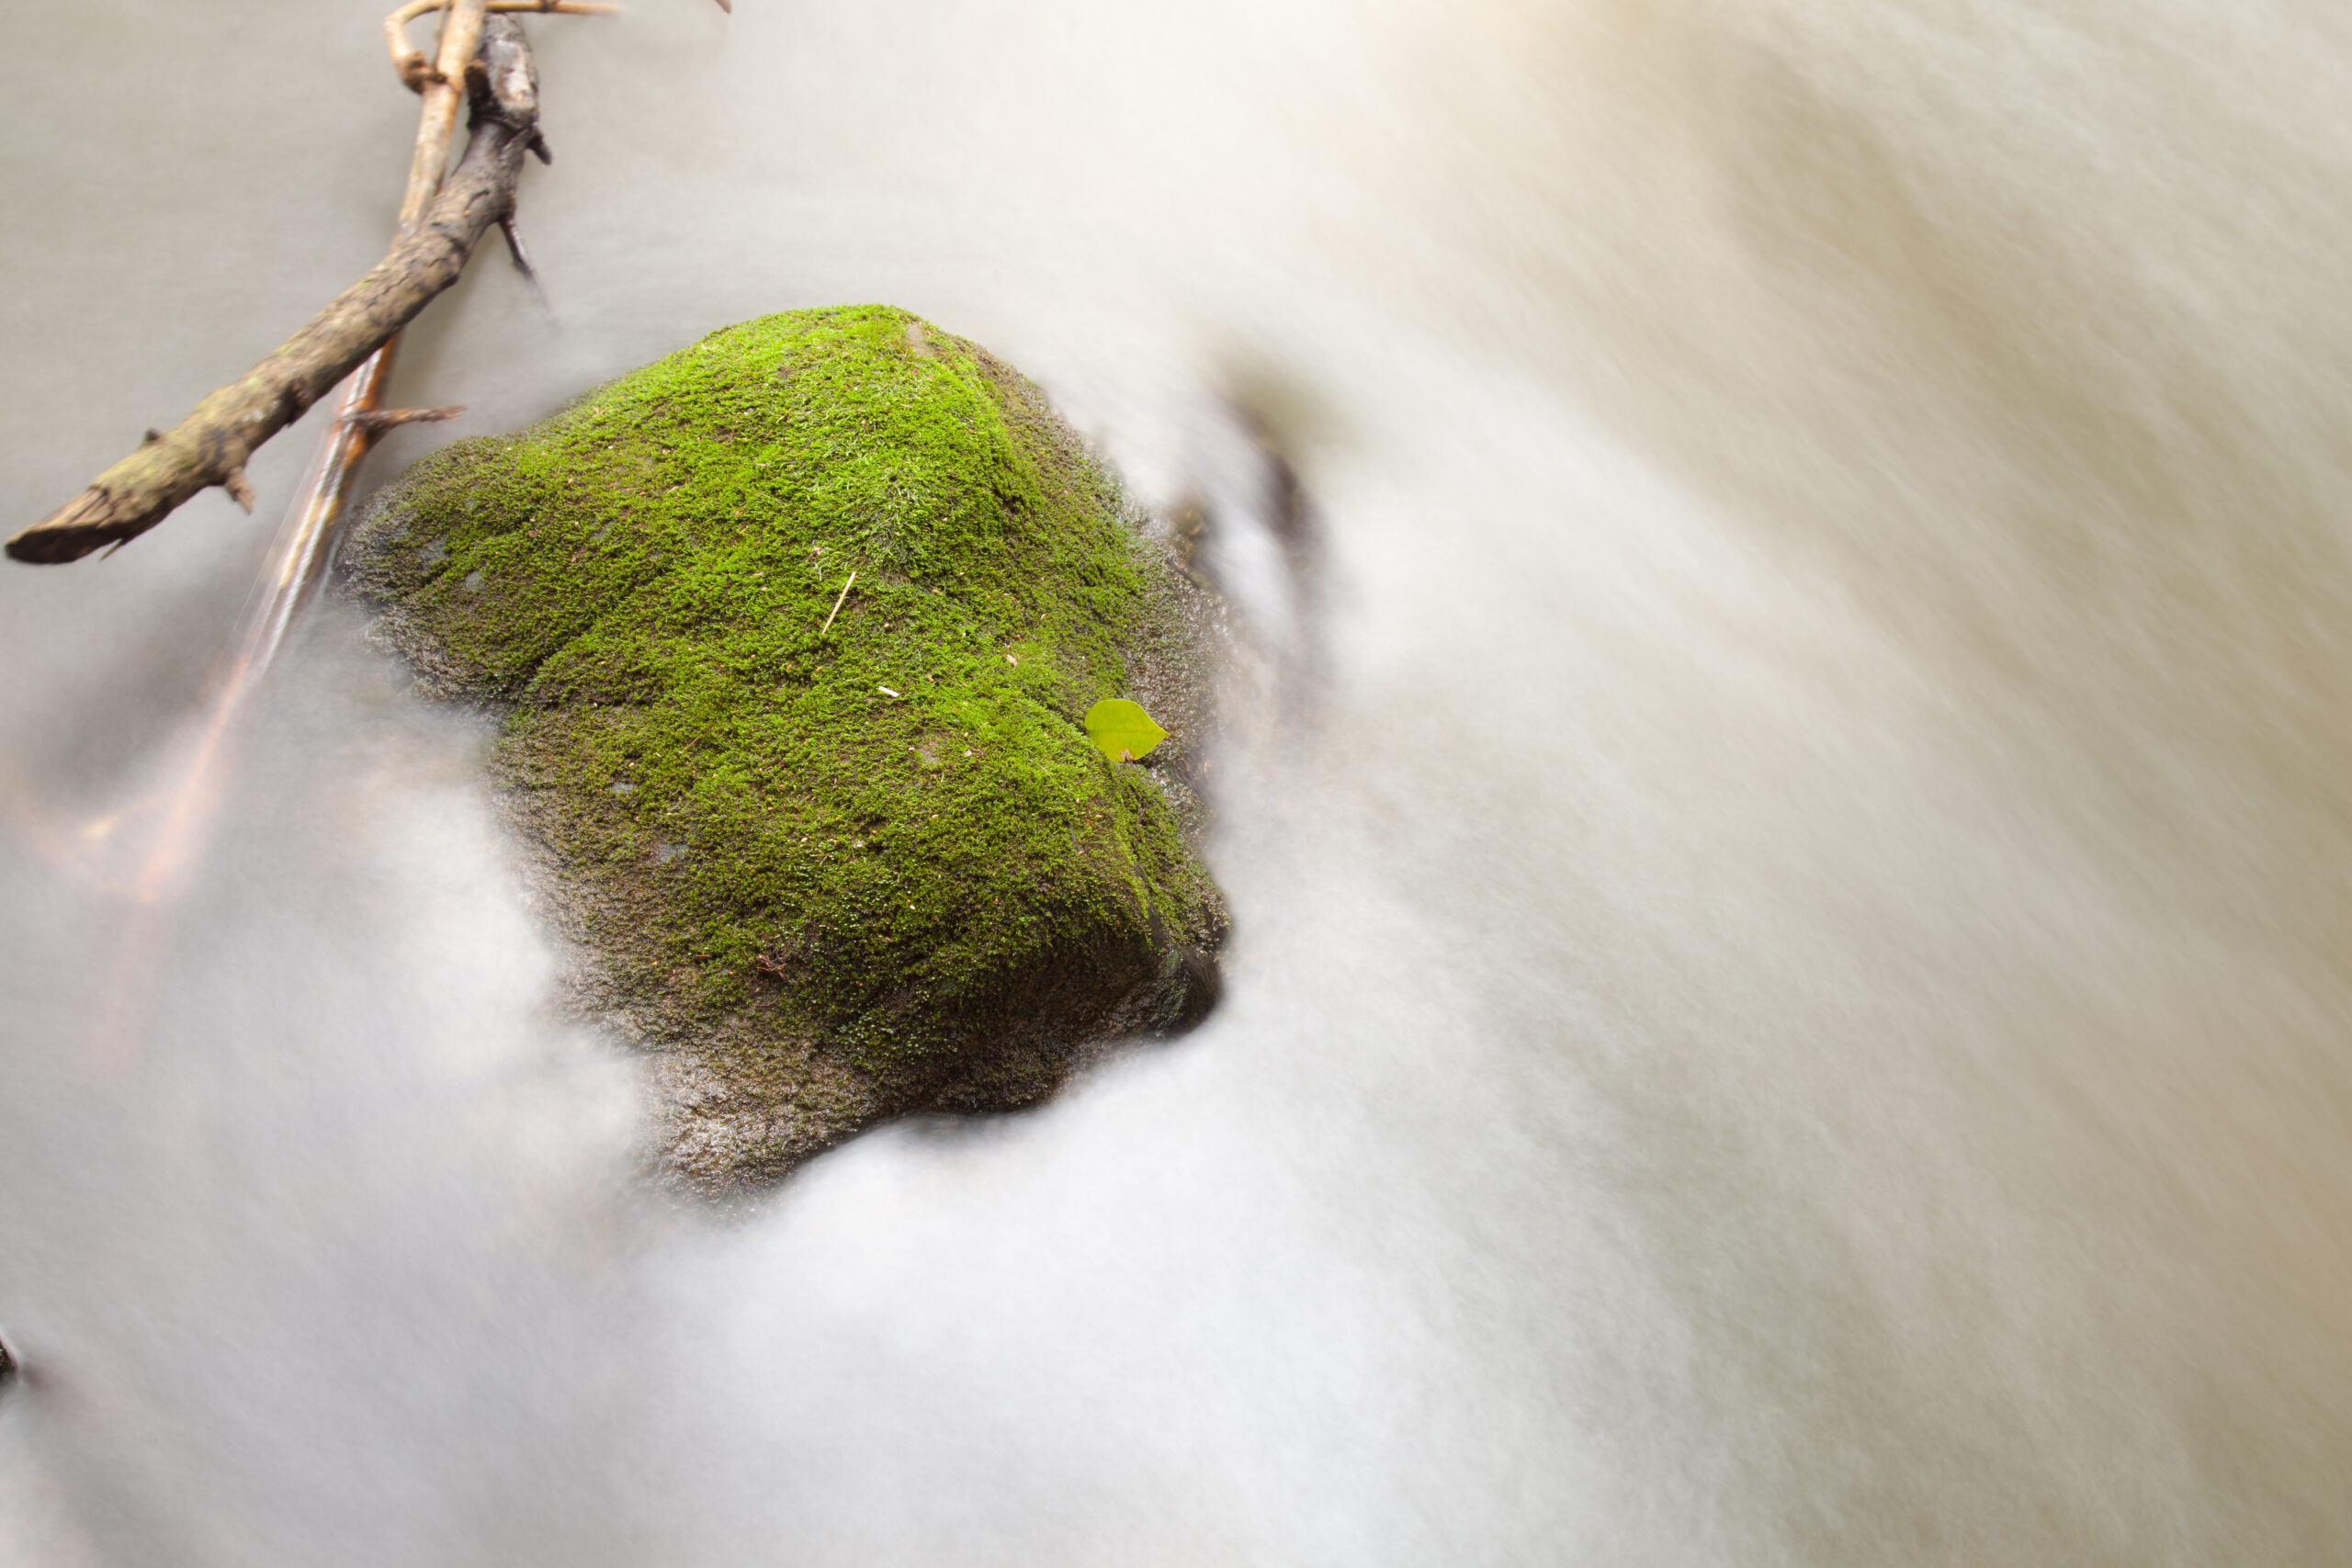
[5, 6, 579, 564]
[387, 0, 621, 94]
[3, 0, 727, 566]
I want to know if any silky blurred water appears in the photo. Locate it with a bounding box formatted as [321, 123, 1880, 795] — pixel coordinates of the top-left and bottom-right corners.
[6, 1, 2352, 1562]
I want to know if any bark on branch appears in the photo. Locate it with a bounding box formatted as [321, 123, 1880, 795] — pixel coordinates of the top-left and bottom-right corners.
[387, 1, 616, 95]
[6, 18, 548, 566]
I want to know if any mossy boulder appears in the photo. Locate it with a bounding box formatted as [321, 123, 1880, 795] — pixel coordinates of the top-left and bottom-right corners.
[344, 305, 1226, 1192]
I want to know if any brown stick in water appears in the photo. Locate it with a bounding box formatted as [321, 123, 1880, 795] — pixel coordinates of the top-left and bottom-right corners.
[278, 0, 514, 594]
[385, 1, 619, 96]
[5, 11, 548, 566]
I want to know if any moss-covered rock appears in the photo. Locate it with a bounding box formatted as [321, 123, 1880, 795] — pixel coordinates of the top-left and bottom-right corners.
[344, 305, 1226, 1192]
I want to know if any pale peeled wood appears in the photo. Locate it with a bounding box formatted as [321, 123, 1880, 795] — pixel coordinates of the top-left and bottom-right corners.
[386, 2, 620, 97]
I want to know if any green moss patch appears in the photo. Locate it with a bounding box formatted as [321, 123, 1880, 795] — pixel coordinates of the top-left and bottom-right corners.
[345, 305, 1226, 1190]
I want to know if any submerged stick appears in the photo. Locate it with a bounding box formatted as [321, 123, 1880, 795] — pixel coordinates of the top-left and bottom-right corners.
[6, 12, 548, 566]
[289, 0, 497, 586]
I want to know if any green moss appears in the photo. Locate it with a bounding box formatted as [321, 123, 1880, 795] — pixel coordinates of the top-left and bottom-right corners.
[347, 306, 1224, 1179]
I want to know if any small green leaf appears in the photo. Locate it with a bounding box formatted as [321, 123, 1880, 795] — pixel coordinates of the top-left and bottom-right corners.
[1085, 698, 1168, 763]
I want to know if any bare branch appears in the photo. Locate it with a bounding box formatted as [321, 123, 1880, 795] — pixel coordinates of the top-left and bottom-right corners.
[387, 0, 619, 94]
[6, 19, 547, 566]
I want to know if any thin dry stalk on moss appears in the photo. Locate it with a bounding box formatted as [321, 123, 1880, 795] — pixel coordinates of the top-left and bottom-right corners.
[820, 570, 858, 637]
[5, 6, 560, 566]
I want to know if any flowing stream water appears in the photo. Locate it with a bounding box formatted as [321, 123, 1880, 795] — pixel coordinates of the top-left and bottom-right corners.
[6, 1, 2352, 1562]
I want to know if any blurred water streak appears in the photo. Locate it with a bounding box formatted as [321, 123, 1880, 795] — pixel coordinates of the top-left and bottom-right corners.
[5, 1, 2351, 1562]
